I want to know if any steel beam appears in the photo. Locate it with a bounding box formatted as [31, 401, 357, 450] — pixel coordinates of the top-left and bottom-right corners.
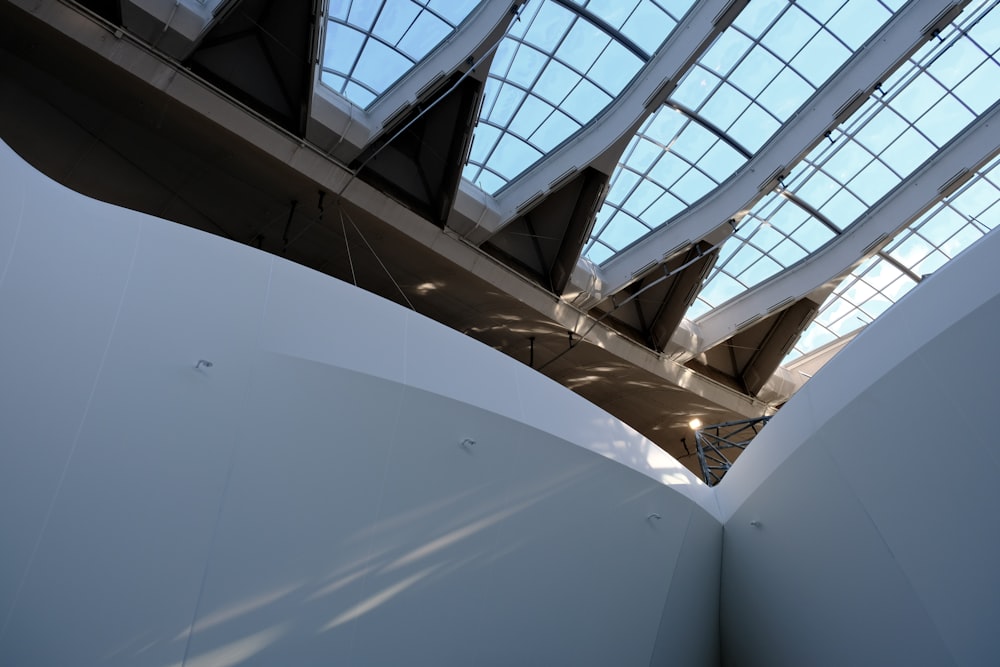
[695, 415, 771, 485]
[453, 0, 738, 243]
[308, 1, 522, 162]
[598, 0, 964, 296]
[696, 99, 1000, 351]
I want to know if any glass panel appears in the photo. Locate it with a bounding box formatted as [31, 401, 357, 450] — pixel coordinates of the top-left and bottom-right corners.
[464, 0, 691, 193]
[762, 5, 818, 62]
[568, 0, 690, 55]
[785, 2, 1000, 364]
[321, 1, 481, 107]
[690, 193, 838, 315]
[786, 152, 1000, 363]
[789, 0, 1000, 230]
[396, 11, 450, 58]
[585, 0, 897, 262]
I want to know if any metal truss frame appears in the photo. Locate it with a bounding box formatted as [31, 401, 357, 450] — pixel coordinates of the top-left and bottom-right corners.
[695, 415, 771, 486]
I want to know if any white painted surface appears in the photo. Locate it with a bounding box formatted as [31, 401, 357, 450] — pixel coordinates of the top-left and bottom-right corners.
[718, 225, 1000, 665]
[260, 260, 408, 384]
[5, 123, 998, 664]
[0, 141, 718, 666]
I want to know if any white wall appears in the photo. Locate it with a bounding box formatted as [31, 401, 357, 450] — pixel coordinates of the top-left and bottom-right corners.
[6, 126, 999, 666]
[0, 141, 719, 666]
[717, 224, 1000, 665]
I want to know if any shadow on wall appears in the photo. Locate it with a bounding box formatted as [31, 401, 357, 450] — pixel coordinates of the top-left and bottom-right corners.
[78, 378, 689, 667]
[0, 139, 719, 667]
[107, 461, 597, 666]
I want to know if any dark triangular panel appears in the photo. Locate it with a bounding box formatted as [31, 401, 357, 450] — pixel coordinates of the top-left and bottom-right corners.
[593, 242, 717, 352]
[351, 74, 481, 227]
[484, 167, 609, 294]
[185, 0, 314, 134]
[696, 298, 819, 396]
[735, 298, 818, 395]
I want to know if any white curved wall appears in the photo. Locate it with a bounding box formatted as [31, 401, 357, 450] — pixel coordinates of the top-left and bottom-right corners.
[0, 141, 720, 666]
[717, 223, 1000, 665]
[8, 126, 997, 666]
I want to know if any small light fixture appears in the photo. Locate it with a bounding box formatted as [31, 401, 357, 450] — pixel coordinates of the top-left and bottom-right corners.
[688, 417, 702, 430]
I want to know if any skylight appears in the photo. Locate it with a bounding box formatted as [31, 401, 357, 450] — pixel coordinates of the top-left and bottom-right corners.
[463, 0, 692, 195]
[788, 152, 1000, 362]
[321, 0, 481, 108]
[585, 0, 899, 264]
[688, 0, 999, 318]
[318, 0, 999, 395]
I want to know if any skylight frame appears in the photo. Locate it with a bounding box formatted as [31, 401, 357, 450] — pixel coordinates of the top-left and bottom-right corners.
[687, 0, 1000, 318]
[787, 151, 1000, 363]
[320, 0, 482, 109]
[585, 0, 900, 264]
[463, 0, 693, 195]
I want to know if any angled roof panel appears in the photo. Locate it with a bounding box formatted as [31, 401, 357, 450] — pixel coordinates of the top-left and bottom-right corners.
[463, 0, 694, 194]
[585, 0, 898, 262]
[789, 152, 1000, 362]
[320, 0, 481, 108]
[690, 0, 999, 318]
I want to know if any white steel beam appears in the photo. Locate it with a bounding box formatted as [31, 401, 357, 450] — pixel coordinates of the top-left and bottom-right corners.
[452, 0, 738, 243]
[598, 0, 964, 296]
[308, 1, 522, 162]
[695, 99, 1000, 352]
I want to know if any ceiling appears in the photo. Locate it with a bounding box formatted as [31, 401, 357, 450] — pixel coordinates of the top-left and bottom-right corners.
[1, 0, 997, 477]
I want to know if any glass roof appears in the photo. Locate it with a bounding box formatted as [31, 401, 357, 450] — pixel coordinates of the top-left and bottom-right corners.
[321, 0, 481, 108]
[688, 0, 999, 319]
[584, 0, 901, 263]
[789, 152, 1000, 362]
[462, 0, 693, 194]
[317, 0, 999, 390]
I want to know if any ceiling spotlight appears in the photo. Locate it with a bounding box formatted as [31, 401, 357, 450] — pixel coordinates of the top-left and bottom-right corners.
[689, 418, 702, 430]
